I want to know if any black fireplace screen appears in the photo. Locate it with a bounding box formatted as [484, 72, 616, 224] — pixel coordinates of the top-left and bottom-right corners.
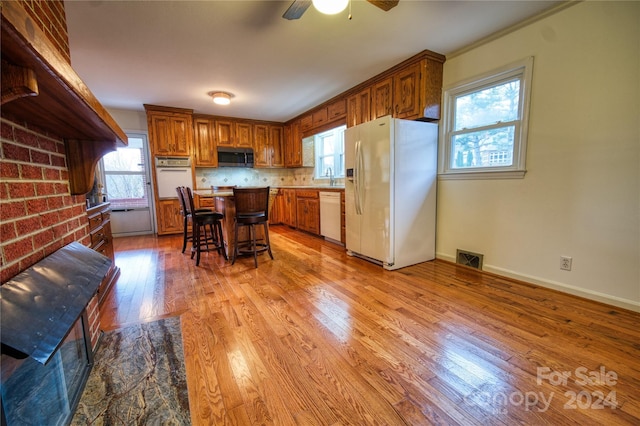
[0, 242, 111, 364]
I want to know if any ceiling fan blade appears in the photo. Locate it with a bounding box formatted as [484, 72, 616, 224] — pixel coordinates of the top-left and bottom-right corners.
[366, 0, 399, 12]
[283, 0, 312, 20]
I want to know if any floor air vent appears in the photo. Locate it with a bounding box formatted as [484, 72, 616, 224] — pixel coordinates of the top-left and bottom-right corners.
[456, 249, 484, 270]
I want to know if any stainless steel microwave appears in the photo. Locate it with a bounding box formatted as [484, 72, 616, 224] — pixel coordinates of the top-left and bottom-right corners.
[217, 147, 254, 167]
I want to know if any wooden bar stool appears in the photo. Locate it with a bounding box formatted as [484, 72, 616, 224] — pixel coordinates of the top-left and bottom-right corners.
[232, 186, 274, 268]
[176, 186, 212, 253]
[180, 187, 227, 266]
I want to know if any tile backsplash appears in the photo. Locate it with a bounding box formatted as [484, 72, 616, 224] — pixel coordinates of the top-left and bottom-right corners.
[194, 167, 342, 189]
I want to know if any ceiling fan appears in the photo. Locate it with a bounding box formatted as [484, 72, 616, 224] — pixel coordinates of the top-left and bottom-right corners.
[283, 0, 399, 20]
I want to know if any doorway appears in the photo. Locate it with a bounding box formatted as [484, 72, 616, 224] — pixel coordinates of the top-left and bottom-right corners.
[100, 134, 155, 236]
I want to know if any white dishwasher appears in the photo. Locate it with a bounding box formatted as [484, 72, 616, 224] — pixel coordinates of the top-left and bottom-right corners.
[319, 192, 341, 243]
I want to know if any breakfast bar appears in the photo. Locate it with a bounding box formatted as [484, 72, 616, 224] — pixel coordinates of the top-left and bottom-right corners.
[195, 188, 276, 260]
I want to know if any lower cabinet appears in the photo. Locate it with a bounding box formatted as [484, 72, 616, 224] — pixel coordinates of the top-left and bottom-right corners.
[157, 199, 183, 235]
[87, 202, 119, 305]
[296, 190, 320, 235]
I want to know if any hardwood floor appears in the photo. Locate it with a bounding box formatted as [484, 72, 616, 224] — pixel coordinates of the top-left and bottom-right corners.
[101, 226, 640, 425]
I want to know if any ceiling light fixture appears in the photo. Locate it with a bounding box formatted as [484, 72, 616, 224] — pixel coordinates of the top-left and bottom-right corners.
[312, 0, 349, 15]
[209, 91, 232, 105]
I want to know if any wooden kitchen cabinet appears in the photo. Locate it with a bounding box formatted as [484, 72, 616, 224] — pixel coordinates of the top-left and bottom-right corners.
[157, 199, 183, 235]
[347, 87, 371, 128]
[312, 107, 328, 128]
[393, 62, 422, 119]
[284, 120, 303, 167]
[282, 189, 297, 227]
[269, 189, 284, 224]
[270, 125, 284, 167]
[87, 202, 119, 305]
[255, 124, 284, 168]
[300, 114, 313, 132]
[372, 76, 394, 120]
[193, 116, 217, 166]
[236, 121, 253, 148]
[215, 119, 253, 148]
[296, 189, 320, 235]
[327, 98, 347, 121]
[146, 107, 193, 157]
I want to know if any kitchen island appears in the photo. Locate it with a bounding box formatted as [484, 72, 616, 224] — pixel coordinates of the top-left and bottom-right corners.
[195, 189, 276, 260]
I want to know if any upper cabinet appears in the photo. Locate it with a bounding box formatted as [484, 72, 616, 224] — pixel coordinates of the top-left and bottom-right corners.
[393, 62, 422, 119]
[346, 51, 445, 127]
[347, 87, 371, 128]
[327, 98, 347, 121]
[215, 119, 253, 148]
[145, 105, 193, 157]
[193, 116, 217, 167]
[284, 120, 302, 168]
[255, 123, 284, 168]
[372, 77, 394, 120]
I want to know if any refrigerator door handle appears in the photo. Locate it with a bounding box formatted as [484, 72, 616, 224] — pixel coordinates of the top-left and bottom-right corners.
[355, 140, 363, 215]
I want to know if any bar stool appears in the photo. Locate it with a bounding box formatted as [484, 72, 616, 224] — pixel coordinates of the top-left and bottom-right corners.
[180, 187, 227, 266]
[176, 186, 212, 253]
[232, 186, 274, 268]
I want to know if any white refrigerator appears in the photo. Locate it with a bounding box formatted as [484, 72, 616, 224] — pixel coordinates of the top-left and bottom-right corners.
[345, 115, 438, 270]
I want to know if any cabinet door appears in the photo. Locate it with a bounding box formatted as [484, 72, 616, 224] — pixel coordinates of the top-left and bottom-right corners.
[393, 62, 422, 120]
[285, 120, 302, 167]
[171, 116, 192, 156]
[236, 122, 253, 148]
[157, 199, 182, 235]
[296, 198, 307, 232]
[269, 190, 284, 224]
[372, 77, 393, 119]
[327, 98, 346, 121]
[347, 88, 371, 128]
[149, 114, 173, 155]
[254, 124, 269, 167]
[270, 125, 284, 167]
[312, 108, 328, 128]
[300, 114, 313, 132]
[215, 120, 234, 147]
[305, 198, 320, 235]
[283, 189, 297, 227]
[194, 118, 217, 166]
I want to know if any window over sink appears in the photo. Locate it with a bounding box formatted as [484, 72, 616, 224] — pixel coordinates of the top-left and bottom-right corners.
[314, 124, 346, 182]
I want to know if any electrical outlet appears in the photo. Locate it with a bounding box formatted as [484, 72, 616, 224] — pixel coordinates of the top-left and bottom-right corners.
[560, 256, 572, 271]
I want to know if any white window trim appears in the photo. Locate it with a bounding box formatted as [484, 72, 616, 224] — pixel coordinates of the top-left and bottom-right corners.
[314, 125, 346, 180]
[439, 56, 534, 180]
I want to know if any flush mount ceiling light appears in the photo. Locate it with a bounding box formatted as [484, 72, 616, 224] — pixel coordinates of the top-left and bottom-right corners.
[209, 91, 232, 105]
[312, 0, 349, 15]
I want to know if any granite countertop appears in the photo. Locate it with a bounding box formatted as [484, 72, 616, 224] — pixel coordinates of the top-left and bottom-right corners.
[196, 185, 344, 195]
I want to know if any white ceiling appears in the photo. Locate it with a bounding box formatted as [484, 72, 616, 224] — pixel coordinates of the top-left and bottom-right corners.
[65, 0, 562, 123]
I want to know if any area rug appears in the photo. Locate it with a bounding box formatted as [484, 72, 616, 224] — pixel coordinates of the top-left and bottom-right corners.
[71, 316, 191, 425]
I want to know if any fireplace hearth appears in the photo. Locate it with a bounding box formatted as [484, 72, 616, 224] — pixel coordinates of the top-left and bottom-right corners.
[0, 242, 111, 425]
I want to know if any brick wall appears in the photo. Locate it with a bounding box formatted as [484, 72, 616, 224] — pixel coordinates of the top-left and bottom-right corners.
[18, 0, 71, 63]
[0, 116, 102, 349]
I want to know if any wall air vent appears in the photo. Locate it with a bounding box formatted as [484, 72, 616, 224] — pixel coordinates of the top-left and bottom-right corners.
[456, 249, 484, 270]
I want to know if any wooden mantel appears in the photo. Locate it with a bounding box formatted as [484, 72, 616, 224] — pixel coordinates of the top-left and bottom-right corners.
[1, 1, 127, 195]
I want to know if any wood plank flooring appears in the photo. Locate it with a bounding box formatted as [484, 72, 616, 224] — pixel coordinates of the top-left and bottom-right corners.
[101, 226, 640, 425]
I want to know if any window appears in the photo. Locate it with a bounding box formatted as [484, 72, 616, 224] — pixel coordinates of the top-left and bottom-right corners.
[101, 135, 151, 210]
[314, 125, 346, 180]
[440, 57, 533, 179]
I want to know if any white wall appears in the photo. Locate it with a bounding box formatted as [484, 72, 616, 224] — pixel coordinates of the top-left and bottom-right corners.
[437, 1, 640, 311]
[107, 108, 148, 134]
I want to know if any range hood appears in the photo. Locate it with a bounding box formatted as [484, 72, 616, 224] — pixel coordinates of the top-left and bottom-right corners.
[0, 242, 111, 364]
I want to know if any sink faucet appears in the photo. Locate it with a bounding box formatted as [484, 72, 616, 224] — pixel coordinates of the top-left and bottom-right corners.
[325, 167, 335, 186]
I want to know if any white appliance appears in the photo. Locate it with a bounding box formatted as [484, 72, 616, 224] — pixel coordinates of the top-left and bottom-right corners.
[319, 191, 341, 243]
[155, 156, 193, 199]
[345, 115, 438, 270]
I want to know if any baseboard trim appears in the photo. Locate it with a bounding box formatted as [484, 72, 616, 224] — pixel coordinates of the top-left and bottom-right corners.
[436, 253, 640, 313]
